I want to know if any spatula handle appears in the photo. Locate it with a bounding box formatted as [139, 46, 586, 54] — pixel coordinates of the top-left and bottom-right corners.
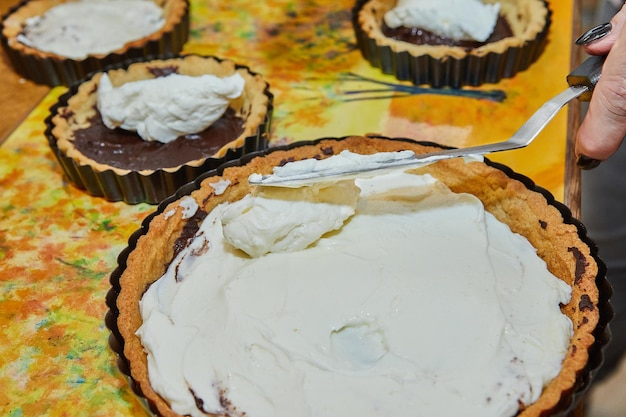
[566, 55, 605, 101]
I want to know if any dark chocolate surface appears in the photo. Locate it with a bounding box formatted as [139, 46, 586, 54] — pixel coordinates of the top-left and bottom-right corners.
[72, 108, 245, 171]
[382, 15, 513, 49]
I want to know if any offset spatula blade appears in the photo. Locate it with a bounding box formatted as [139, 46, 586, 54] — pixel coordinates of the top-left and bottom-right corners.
[250, 56, 604, 187]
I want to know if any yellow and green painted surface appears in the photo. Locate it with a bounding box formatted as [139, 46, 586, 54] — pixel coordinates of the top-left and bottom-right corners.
[0, 0, 574, 415]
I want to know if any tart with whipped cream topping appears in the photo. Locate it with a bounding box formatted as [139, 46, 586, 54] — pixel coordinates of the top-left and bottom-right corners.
[108, 136, 608, 417]
[45, 54, 273, 204]
[353, 0, 551, 87]
[1, 0, 189, 86]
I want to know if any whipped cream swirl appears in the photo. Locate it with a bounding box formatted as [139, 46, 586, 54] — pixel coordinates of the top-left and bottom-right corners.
[97, 72, 245, 143]
[17, 0, 165, 59]
[384, 0, 501, 42]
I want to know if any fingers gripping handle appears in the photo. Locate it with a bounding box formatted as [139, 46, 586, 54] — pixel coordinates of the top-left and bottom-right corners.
[566, 55, 605, 101]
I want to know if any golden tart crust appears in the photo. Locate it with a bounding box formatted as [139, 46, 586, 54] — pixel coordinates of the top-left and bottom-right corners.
[113, 136, 601, 417]
[353, 0, 551, 87]
[1, 0, 189, 85]
[46, 54, 272, 204]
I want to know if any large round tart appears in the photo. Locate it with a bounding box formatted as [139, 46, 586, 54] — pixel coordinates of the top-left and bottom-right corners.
[107, 136, 609, 417]
[1, 0, 190, 86]
[45, 54, 273, 204]
[352, 0, 551, 87]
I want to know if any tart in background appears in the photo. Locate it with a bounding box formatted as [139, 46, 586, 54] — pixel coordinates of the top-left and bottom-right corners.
[352, 0, 551, 88]
[1, 0, 189, 86]
[107, 136, 611, 417]
[45, 54, 273, 204]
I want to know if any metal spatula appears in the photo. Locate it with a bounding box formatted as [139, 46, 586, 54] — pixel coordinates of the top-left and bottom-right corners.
[250, 55, 604, 187]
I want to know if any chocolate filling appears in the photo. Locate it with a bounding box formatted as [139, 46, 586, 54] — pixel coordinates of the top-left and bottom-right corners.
[382, 15, 513, 49]
[71, 108, 245, 171]
[567, 246, 589, 285]
[578, 294, 594, 312]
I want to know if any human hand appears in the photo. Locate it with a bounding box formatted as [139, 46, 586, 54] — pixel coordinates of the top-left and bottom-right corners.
[575, 4, 626, 169]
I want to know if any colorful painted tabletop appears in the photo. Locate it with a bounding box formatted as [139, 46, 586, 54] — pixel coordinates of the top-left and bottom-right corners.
[0, 0, 579, 415]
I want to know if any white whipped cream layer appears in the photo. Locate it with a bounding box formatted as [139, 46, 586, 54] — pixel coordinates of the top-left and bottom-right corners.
[96, 72, 245, 143]
[248, 149, 482, 186]
[222, 182, 360, 257]
[137, 162, 573, 417]
[384, 0, 500, 42]
[17, 0, 165, 59]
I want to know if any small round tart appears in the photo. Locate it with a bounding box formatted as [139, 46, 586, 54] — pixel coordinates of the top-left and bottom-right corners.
[45, 54, 273, 204]
[353, 0, 551, 87]
[108, 136, 608, 417]
[1, 0, 190, 86]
